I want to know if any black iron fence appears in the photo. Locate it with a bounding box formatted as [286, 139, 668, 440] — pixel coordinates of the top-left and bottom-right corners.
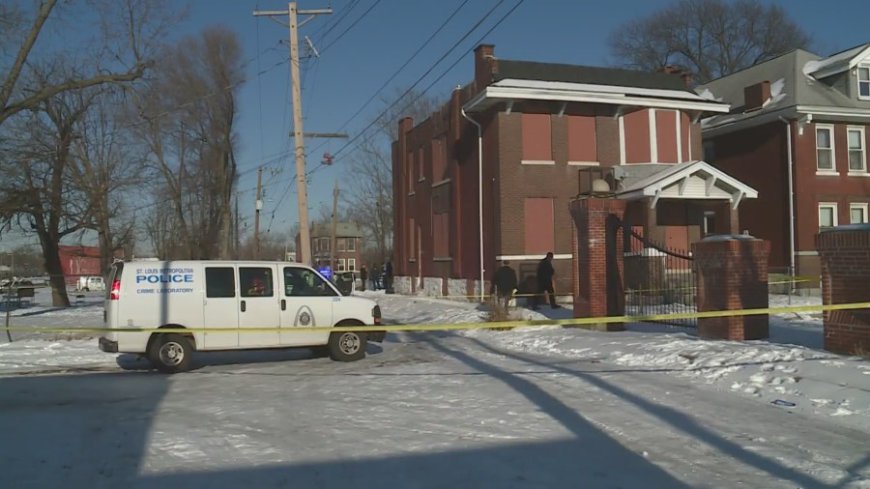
[622, 225, 697, 328]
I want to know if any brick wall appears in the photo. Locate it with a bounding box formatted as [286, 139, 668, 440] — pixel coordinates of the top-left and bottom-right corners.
[706, 122, 789, 269]
[692, 237, 770, 340]
[817, 226, 870, 355]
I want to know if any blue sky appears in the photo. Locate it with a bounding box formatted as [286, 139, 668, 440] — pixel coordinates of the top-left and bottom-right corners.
[4, 0, 870, 252]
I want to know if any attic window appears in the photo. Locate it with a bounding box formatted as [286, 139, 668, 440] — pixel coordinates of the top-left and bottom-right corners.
[858, 66, 870, 99]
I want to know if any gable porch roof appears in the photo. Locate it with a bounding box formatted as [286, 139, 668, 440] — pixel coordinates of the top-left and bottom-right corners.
[616, 160, 758, 209]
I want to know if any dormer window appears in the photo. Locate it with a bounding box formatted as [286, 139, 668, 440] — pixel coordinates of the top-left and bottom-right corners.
[859, 65, 870, 99]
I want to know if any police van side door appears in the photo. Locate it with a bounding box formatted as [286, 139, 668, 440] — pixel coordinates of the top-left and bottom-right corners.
[238, 265, 280, 347]
[279, 266, 334, 346]
[202, 266, 239, 349]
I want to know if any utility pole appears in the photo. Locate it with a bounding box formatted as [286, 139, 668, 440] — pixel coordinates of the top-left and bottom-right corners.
[234, 192, 240, 259]
[253, 3, 332, 266]
[254, 167, 263, 259]
[330, 180, 339, 272]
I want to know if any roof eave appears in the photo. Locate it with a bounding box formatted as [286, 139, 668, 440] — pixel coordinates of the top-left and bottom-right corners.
[462, 85, 730, 113]
[701, 106, 798, 138]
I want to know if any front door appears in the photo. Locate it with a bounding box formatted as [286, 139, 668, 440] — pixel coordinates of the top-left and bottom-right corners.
[279, 266, 335, 346]
[202, 266, 239, 349]
[238, 266, 280, 347]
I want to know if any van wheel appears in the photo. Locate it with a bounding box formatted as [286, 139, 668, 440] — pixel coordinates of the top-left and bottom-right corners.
[328, 331, 366, 362]
[149, 334, 193, 373]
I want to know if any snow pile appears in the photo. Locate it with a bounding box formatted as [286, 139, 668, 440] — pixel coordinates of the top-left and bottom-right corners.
[696, 88, 722, 101]
[764, 77, 787, 106]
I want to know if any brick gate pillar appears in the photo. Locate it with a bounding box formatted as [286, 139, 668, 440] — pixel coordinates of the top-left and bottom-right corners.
[570, 198, 626, 331]
[692, 235, 770, 340]
[817, 224, 870, 355]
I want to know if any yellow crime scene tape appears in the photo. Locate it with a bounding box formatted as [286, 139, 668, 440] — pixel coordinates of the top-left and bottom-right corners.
[5, 302, 868, 335]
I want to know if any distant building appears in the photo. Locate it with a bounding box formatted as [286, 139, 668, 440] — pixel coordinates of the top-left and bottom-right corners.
[295, 222, 364, 272]
[58, 245, 101, 285]
[698, 43, 870, 277]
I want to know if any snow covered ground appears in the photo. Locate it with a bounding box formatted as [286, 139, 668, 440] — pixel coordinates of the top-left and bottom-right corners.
[1, 289, 868, 488]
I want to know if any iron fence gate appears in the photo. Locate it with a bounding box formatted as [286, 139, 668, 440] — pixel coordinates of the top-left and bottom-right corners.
[621, 224, 697, 328]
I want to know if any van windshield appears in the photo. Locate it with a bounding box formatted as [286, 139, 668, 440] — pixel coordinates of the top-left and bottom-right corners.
[106, 263, 123, 299]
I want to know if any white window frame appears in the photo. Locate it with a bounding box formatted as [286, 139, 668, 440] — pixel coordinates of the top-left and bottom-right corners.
[847, 126, 867, 174]
[858, 64, 870, 100]
[337, 258, 346, 272]
[850, 203, 869, 224]
[815, 124, 837, 174]
[348, 258, 356, 272]
[819, 202, 838, 229]
[346, 237, 355, 252]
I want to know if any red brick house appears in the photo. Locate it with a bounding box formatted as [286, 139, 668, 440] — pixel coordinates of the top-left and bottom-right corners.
[295, 222, 363, 272]
[392, 44, 757, 297]
[698, 44, 870, 278]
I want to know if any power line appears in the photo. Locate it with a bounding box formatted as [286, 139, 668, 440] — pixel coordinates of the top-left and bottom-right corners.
[329, 0, 511, 161]
[312, 0, 471, 152]
[319, 0, 383, 54]
[312, 0, 361, 43]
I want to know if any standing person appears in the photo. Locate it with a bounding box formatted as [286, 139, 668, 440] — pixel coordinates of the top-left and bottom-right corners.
[373, 265, 381, 290]
[490, 260, 518, 310]
[532, 252, 559, 310]
[359, 266, 368, 292]
[383, 260, 393, 293]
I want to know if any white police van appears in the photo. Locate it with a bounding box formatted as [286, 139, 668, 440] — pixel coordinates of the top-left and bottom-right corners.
[99, 260, 384, 373]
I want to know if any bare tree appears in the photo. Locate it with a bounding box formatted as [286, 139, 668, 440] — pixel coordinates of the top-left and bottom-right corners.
[136, 25, 244, 260]
[0, 81, 97, 306]
[0, 0, 178, 306]
[238, 231, 290, 261]
[343, 89, 436, 263]
[69, 91, 144, 273]
[608, 0, 811, 83]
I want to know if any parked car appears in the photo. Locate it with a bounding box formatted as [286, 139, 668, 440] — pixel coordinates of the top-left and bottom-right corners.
[76, 276, 105, 292]
[99, 260, 384, 373]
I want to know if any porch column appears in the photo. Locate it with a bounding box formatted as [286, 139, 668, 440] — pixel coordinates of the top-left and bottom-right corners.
[693, 235, 770, 340]
[570, 198, 626, 330]
[643, 198, 665, 243]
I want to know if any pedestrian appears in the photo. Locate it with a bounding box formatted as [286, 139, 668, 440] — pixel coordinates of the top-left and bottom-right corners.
[359, 266, 368, 292]
[532, 252, 559, 310]
[490, 260, 518, 310]
[383, 260, 393, 293]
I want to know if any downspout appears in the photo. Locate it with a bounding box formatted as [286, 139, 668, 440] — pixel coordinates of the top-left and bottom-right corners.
[779, 116, 796, 283]
[461, 107, 485, 302]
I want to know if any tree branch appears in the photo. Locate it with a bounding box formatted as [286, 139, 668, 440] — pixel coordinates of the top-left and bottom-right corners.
[0, 0, 56, 113]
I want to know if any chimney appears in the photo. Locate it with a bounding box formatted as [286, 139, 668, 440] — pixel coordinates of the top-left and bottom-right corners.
[743, 81, 771, 111]
[658, 65, 694, 88]
[680, 72, 694, 88]
[474, 44, 497, 92]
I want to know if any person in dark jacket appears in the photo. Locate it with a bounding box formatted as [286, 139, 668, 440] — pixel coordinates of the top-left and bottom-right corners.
[532, 252, 558, 310]
[383, 261, 394, 293]
[490, 260, 518, 309]
[359, 266, 368, 292]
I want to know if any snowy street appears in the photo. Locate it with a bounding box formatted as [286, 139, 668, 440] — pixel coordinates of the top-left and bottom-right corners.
[1, 291, 869, 488]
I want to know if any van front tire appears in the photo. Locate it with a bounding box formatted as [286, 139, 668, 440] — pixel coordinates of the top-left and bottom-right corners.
[149, 334, 193, 373]
[328, 331, 366, 362]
